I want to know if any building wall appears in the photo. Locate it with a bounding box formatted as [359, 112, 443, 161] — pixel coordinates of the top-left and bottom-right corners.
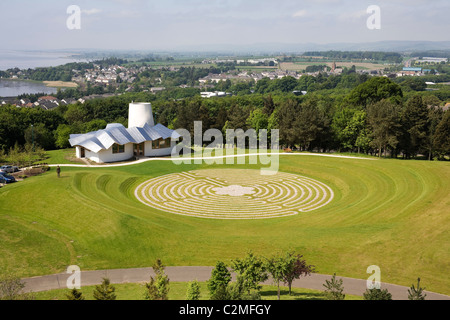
[86, 143, 134, 163]
[144, 141, 173, 157]
[76, 147, 82, 158]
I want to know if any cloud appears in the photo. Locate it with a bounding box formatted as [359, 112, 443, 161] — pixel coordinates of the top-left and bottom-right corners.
[82, 8, 102, 15]
[293, 10, 307, 18]
[337, 9, 367, 21]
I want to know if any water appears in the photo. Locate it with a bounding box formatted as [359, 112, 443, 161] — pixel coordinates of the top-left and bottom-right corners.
[0, 50, 86, 97]
[0, 50, 85, 70]
[0, 79, 57, 98]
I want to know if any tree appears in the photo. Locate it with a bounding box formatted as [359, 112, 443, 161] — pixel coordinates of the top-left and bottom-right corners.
[399, 95, 429, 159]
[207, 261, 232, 299]
[262, 95, 275, 116]
[265, 252, 291, 300]
[282, 252, 315, 295]
[246, 109, 269, 135]
[322, 273, 345, 300]
[186, 280, 201, 300]
[145, 259, 170, 300]
[24, 123, 56, 151]
[277, 99, 299, 148]
[367, 99, 402, 157]
[408, 278, 427, 300]
[54, 124, 75, 149]
[66, 288, 85, 300]
[93, 278, 116, 300]
[209, 276, 261, 301]
[347, 77, 403, 107]
[0, 274, 33, 300]
[294, 99, 329, 151]
[231, 251, 268, 295]
[425, 106, 444, 160]
[363, 288, 392, 300]
[434, 111, 450, 159]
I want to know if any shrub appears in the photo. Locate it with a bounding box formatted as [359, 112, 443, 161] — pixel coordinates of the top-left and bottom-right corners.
[144, 259, 170, 300]
[408, 278, 427, 300]
[323, 274, 346, 300]
[0, 274, 34, 300]
[186, 280, 201, 300]
[66, 288, 85, 300]
[363, 288, 393, 300]
[93, 278, 116, 300]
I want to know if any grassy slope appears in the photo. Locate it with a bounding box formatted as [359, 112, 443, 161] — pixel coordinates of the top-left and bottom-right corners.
[0, 155, 448, 294]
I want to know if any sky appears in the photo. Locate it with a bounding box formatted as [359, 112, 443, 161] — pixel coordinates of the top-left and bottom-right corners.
[1, 0, 449, 52]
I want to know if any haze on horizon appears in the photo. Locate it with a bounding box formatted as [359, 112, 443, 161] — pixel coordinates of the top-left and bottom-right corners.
[1, 0, 449, 52]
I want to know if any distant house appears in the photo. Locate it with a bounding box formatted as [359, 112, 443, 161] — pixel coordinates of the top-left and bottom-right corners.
[403, 67, 422, 72]
[150, 87, 166, 93]
[38, 96, 58, 102]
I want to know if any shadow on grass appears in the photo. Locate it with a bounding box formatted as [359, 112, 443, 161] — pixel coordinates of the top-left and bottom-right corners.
[260, 289, 326, 300]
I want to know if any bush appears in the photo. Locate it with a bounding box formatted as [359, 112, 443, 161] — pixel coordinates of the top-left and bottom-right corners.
[408, 278, 427, 300]
[186, 280, 201, 300]
[323, 274, 346, 300]
[93, 278, 116, 300]
[363, 288, 393, 300]
[0, 274, 34, 300]
[66, 288, 85, 300]
[144, 259, 170, 300]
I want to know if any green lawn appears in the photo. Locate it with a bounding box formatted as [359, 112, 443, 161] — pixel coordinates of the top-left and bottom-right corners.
[31, 282, 362, 300]
[0, 154, 449, 295]
[40, 149, 84, 165]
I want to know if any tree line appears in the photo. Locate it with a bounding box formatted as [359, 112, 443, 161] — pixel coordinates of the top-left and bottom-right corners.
[302, 51, 404, 64]
[1, 76, 449, 161]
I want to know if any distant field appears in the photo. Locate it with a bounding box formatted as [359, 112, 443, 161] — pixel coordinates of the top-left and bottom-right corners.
[0, 154, 449, 295]
[43, 81, 78, 88]
[280, 61, 386, 71]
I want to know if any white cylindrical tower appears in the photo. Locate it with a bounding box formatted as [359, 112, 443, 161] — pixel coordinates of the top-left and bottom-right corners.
[128, 102, 155, 128]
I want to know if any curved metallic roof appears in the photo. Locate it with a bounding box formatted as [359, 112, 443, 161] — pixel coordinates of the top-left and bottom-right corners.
[69, 123, 180, 153]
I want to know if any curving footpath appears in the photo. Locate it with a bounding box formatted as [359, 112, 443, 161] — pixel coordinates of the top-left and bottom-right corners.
[48, 152, 376, 168]
[22, 267, 450, 300]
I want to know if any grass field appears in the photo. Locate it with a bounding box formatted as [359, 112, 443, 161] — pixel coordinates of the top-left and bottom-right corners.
[280, 61, 386, 72]
[43, 81, 78, 88]
[31, 282, 362, 300]
[0, 154, 449, 295]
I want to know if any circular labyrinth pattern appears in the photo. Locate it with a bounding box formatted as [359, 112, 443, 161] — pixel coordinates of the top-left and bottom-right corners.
[135, 169, 334, 219]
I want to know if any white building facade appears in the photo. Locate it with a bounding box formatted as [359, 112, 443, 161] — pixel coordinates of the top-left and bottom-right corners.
[70, 102, 180, 163]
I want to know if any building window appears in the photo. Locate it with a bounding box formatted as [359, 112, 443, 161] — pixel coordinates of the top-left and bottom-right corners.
[112, 144, 125, 154]
[153, 138, 172, 149]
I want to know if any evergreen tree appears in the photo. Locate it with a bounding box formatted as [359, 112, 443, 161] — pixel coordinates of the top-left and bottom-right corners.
[93, 278, 116, 300]
[363, 288, 392, 300]
[186, 280, 201, 300]
[66, 288, 85, 301]
[434, 111, 450, 159]
[323, 274, 346, 300]
[408, 278, 427, 300]
[367, 99, 402, 157]
[400, 95, 429, 159]
[145, 259, 170, 300]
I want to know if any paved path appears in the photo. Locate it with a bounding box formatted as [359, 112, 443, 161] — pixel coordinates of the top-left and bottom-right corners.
[22, 267, 450, 300]
[48, 152, 376, 168]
